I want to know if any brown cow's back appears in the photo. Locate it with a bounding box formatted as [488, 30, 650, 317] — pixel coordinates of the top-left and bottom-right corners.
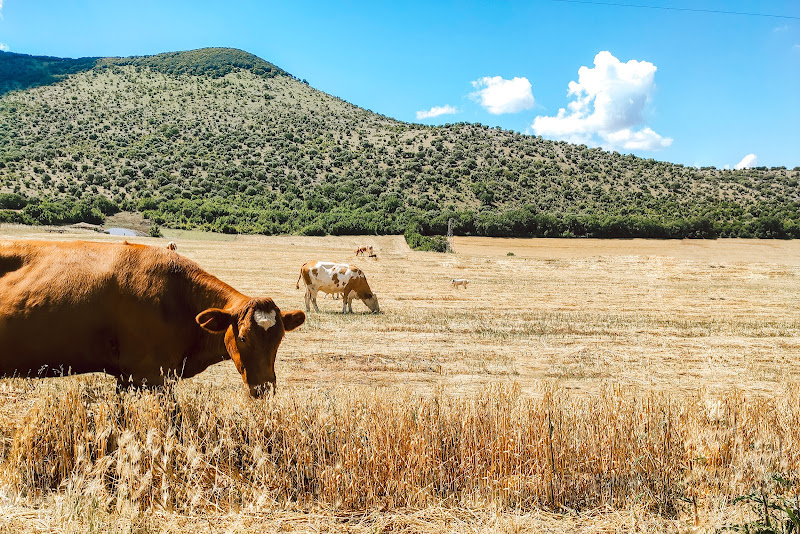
[0, 240, 237, 382]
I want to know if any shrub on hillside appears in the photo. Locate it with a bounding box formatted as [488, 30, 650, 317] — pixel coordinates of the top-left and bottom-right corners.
[404, 221, 449, 252]
[0, 193, 28, 210]
[92, 196, 120, 216]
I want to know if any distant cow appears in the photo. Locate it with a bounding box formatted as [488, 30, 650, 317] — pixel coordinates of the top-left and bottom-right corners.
[296, 261, 379, 313]
[166, 241, 178, 251]
[0, 240, 305, 397]
[355, 245, 373, 257]
[451, 278, 469, 289]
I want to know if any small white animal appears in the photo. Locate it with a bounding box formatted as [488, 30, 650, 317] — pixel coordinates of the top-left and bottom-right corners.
[451, 278, 469, 289]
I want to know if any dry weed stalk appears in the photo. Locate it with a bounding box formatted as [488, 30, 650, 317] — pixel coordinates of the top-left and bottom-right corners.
[2, 379, 799, 519]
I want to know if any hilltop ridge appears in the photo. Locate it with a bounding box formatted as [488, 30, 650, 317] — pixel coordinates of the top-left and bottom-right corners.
[0, 47, 798, 240]
[0, 48, 290, 96]
[96, 47, 291, 80]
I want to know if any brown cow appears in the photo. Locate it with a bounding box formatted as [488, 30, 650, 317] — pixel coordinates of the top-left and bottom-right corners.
[166, 241, 178, 251]
[0, 240, 305, 397]
[296, 261, 379, 313]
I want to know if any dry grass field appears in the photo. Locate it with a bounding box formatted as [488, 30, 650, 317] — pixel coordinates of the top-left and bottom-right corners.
[1, 225, 800, 533]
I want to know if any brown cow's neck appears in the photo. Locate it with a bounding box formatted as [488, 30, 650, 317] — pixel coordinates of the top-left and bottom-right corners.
[186, 265, 247, 311]
[356, 280, 373, 299]
[175, 257, 249, 359]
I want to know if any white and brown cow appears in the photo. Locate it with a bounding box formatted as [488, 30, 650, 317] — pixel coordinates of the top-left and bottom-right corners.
[296, 261, 380, 313]
[355, 245, 374, 257]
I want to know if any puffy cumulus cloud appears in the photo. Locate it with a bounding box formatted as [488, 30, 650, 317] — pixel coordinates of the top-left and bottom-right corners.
[604, 128, 672, 151]
[416, 105, 458, 120]
[531, 51, 672, 151]
[470, 76, 534, 115]
[734, 153, 758, 170]
[0, 43, 8, 52]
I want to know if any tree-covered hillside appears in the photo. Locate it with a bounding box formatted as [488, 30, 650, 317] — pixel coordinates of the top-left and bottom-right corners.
[0, 52, 98, 96]
[0, 48, 798, 240]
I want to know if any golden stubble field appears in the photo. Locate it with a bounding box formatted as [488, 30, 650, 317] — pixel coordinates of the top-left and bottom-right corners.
[166, 229, 800, 398]
[1, 225, 800, 533]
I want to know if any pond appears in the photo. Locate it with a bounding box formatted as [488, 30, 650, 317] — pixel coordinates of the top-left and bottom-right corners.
[105, 227, 137, 236]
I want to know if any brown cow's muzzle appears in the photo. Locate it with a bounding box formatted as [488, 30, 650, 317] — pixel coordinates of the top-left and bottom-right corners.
[249, 380, 276, 398]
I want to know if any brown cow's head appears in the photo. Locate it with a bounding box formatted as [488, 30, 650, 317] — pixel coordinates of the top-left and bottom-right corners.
[196, 298, 305, 397]
[362, 292, 380, 313]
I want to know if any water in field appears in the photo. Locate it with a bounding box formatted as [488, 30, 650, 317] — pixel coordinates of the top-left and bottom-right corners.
[105, 227, 137, 236]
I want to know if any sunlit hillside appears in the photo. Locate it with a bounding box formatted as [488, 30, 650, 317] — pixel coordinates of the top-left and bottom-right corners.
[0, 47, 798, 238]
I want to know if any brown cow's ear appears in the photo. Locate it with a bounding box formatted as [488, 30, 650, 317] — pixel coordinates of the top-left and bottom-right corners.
[196, 308, 233, 333]
[281, 309, 305, 331]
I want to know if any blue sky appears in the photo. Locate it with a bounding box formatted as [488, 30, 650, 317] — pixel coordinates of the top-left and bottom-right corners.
[0, 0, 798, 169]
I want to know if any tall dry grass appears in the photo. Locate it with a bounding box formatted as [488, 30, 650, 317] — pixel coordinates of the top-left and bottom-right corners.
[2, 378, 799, 522]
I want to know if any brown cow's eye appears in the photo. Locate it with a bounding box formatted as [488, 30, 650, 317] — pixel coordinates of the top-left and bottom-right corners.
[239, 335, 246, 343]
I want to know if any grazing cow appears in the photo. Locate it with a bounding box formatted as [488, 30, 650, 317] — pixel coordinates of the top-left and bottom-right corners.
[356, 245, 375, 257]
[355, 245, 374, 257]
[296, 261, 379, 313]
[166, 241, 178, 251]
[451, 278, 469, 289]
[0, 240, 305, 397]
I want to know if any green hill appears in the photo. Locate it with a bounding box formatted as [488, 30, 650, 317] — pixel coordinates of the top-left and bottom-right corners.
[0, 52, 99, 96]
[0, 47, 798, 241]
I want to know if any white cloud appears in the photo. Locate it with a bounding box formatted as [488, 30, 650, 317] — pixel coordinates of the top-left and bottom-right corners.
[0, 43, 8, 52]
[531, 51, 672, 151]
[416, 105, 458, 120]
[734, 154, 758, 170]
[604, 127, 672, 151]
[470, 76, 534, 115]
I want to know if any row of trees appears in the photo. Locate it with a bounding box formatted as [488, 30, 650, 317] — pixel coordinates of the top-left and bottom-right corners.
[0, 193, 114, 226]
[4, 189, 796, 242]
[138, 195, 800, 240]
[416, 208, 799, 239]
